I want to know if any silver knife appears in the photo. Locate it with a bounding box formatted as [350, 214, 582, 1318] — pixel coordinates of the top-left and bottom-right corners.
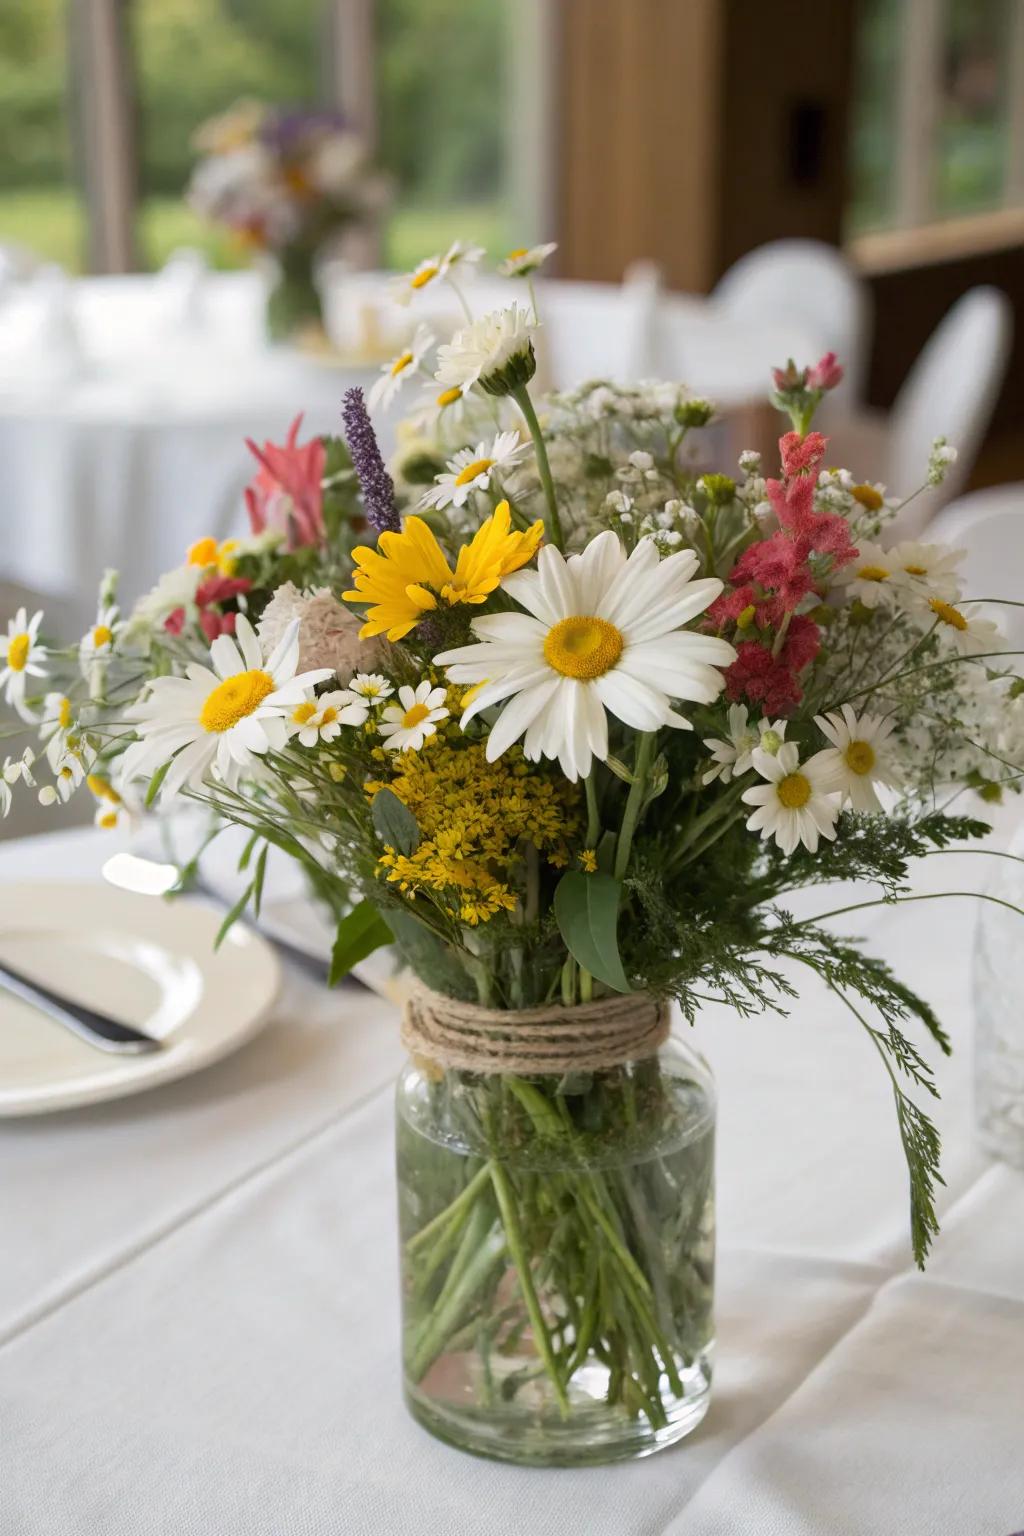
[0, 958, 162, 1054]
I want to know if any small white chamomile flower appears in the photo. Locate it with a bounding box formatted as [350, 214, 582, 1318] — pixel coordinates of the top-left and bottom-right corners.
[496, 242, 557, 278]
[378, 681, 449, 752]
[701, 706, 787, 785]
[0, 608, 46, 720]
[419, 430, 527, 511]
[814, 704, 901, 813]
[368, 325, 435, 412]
[741, 742, 842, 855]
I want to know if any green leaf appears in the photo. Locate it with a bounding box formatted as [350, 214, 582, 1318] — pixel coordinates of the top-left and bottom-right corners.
[144, 760, 171, 808]
[252, 845, 269, 919]
[371, 788, 420, 856]
[237, 831, 260, 873]
[553, 871, 632, 994]
[328, 900, 394, 986]
[214, 880, 254, 951]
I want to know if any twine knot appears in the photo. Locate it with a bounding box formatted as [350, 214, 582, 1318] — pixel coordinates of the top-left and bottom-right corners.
[401, 986, 670, 1075]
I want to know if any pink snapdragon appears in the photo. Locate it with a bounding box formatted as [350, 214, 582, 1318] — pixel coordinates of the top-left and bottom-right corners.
[244, 414, 326, 549]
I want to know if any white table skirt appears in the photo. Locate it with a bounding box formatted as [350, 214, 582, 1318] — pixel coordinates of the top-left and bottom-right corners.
[2, 825, 1021, 1535]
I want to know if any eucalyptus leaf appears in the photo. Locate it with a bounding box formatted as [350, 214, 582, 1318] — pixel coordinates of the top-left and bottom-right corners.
[553, 871, 632, 994]
[329, 900, 394, 986]
[371, 788, 420, 855]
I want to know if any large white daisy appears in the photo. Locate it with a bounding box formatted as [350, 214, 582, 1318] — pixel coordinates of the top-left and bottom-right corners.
[741, 742, 841, 855]
[368, 324, 434, 412]
[419, 430, 527, 511]
[122, 616, 333, 800]
[814, 704, 901, 813]
[435, 531, 735, 782]
[0, 608, 46, 720]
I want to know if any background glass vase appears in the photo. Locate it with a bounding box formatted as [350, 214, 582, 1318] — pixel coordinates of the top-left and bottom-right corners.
[973, 818, 1024, 1169]
[265, 249, 324, 343]
[395, 1033, 716, 1466]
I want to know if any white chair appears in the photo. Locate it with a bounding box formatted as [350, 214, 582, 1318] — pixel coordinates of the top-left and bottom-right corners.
[713, 239, 871, 406]
[885, 287, 1013, 537]
[926, 483, 1024, 654]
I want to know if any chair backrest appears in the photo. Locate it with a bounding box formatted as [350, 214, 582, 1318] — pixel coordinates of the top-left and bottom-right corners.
[712, 239, 871, 404]
[888, 287, 1013, 524]
[927, 483, 1024, 652]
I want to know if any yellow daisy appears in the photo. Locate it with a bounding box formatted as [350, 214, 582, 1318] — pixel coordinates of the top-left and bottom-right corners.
[343, 501, 543, 641]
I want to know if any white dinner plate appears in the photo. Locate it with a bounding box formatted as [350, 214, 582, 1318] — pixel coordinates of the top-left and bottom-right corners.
[0, 882, 281, 1117]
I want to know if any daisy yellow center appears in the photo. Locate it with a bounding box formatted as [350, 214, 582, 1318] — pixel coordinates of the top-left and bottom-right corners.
[321, 706, 338, 724]
[454, 456, 494, 488]
[97, 810, 119, 830]
[92, 624, 112, 648]
[200, 669, 275, 733]
[930, 598, 967, 631]
[292, 701, 317, 725]
[411, 264, 439, 289]
[7, 633, 30, 671]
[845, 740, 875, 775]
[852, 484, 883, 511]
[390, 350, 414, 377]
[58, 697, 72, 730]
[402, 701, 431, 728]
[544, 616, 624, 680]
[858, 565, 890, 583]
[506, 247, 528, 260]
[436, 387, 462, 407]
[904, 563, 927, 576]
[777, 772, 811, 809]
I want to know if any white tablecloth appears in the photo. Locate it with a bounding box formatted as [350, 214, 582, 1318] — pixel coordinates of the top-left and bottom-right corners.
[8, 824, 1014, 1535]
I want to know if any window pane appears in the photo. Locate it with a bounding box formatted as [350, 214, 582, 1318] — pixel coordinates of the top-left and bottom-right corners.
[846, 0, 902, 235]
[376, 0, 513, 269]
[132, 0, 329, 271]
[934, 0, 1010, 217]
[0, 0, 85, 271]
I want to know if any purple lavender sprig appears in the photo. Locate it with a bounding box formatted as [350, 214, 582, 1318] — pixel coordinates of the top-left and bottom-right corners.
[341, 386, 401, 536]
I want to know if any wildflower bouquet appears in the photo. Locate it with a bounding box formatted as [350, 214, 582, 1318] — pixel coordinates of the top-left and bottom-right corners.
[187, 99, 386, 340]
[4, 240, 1022, 1465]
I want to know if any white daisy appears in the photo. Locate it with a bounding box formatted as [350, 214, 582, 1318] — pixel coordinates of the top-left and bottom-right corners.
[368, 324, 435, 412]
[79, 603, 121, 666]
[497, 242, 557, 278]
[435, 531, 735, 782]
[122, 615, 333, 801]
[378, 681, 449, 752]
[46, 747, 88, 804]
[420, 430, 528, 510]
[288, 689, 367, 746]
[435, 304, 537, 396]
[887, 541, 964, 604]
[741, 742, 841, 855]
[409, 380, 471, 430]
[814, 705, 902, 813]
[348, 672, 394, 702]
[701, 705, 787, 785]
[918, 597, 1004, 656]
[833, 540, 898, 609]
[0, 608, 46, 720]
[0, 778, 9, 818]
[392, 240, 484, 305]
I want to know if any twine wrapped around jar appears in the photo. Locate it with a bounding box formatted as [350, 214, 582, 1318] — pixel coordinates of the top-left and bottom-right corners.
[401, 984, 671, 1075]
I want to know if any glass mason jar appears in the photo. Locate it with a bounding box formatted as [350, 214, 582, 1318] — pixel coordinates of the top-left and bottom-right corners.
[265, 248, 324, 344]
[974, 817, 1024, 1168]
[395, 1031, 715, 1466]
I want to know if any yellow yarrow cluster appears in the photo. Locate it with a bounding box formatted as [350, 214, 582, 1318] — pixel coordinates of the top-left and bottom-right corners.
[369, 739, 581, 924]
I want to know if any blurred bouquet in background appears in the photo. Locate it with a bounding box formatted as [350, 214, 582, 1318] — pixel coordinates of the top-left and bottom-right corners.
[187, 99, 387, 341]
